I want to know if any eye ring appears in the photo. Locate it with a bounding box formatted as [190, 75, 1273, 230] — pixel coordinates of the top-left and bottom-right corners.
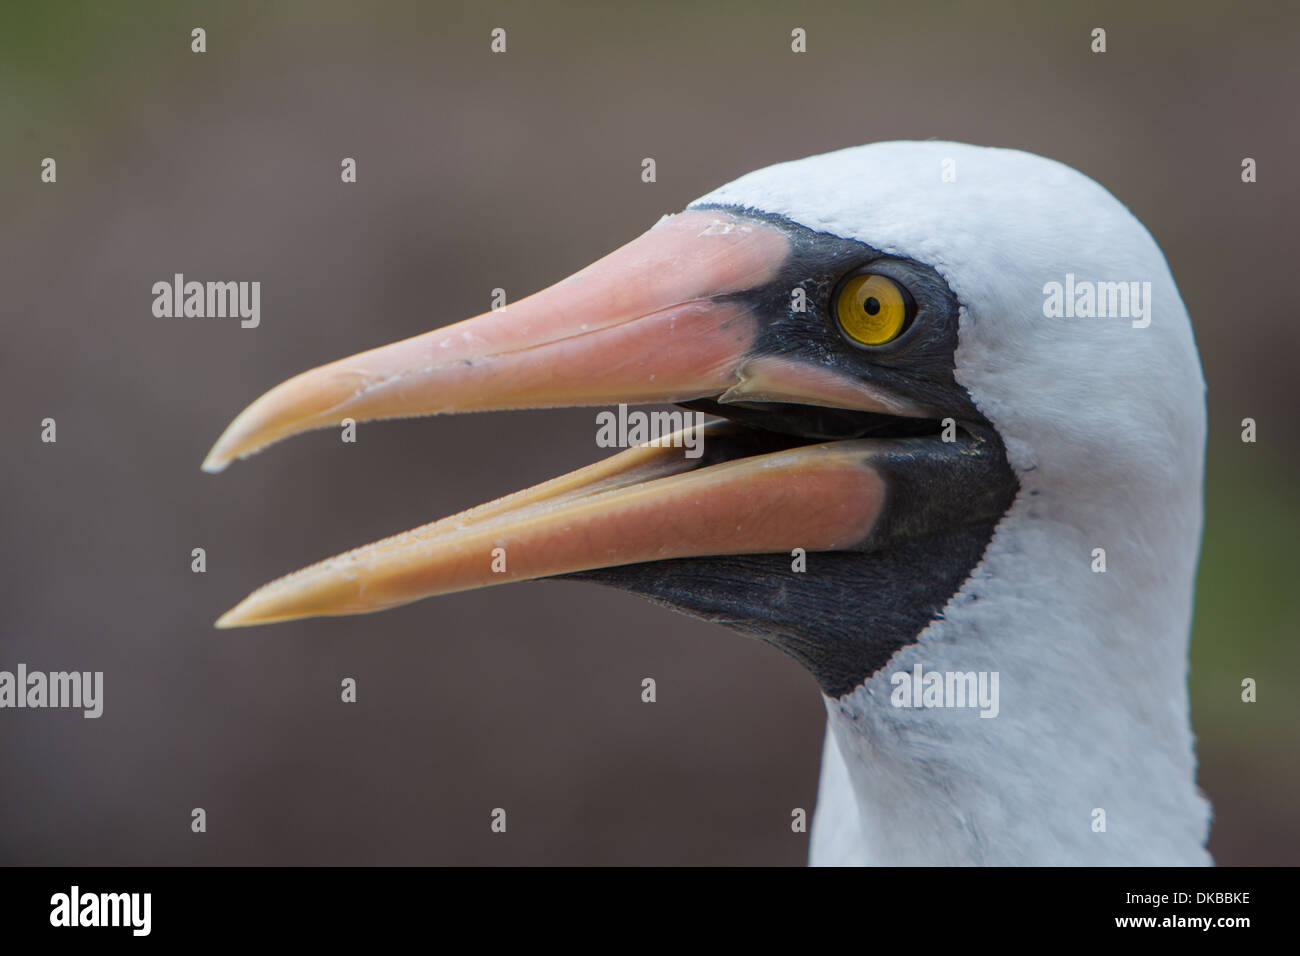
[833, 272, 916, 347]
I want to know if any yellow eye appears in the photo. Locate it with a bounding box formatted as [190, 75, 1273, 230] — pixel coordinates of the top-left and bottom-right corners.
[835, 274, 912, 346]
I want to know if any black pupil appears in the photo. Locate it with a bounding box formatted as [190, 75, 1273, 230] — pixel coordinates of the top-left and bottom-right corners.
[863, 296, 880, 316]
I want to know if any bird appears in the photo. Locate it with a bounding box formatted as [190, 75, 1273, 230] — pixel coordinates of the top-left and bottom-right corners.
[201, 141, 1211, 866]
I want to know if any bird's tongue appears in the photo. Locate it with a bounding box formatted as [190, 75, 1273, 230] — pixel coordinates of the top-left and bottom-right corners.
[216, 431, 884, 627]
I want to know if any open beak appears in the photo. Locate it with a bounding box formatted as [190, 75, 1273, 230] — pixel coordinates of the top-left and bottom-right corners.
[206, 210, 921, 627]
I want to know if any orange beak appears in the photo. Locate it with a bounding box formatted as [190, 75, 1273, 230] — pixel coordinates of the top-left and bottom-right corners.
[205, 210, 918, 627]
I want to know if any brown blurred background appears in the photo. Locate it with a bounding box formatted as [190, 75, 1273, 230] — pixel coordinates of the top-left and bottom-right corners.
[1, 0, 1296, 865]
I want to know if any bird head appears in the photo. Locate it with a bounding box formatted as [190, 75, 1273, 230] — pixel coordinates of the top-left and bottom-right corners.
[204, 141, 1205, 702]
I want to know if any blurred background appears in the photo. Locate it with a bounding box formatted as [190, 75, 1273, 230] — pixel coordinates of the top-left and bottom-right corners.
[1, 0, 1296, 865]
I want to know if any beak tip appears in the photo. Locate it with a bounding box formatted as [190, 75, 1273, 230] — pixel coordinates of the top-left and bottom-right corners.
[214, 603, 254, 629]
[215, 582, 321, 629]
[203, 409, 262, 473]
[202, 424, 247, 472]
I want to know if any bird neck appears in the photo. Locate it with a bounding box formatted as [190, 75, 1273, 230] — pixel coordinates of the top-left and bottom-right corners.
[808, 493, 1212, 866]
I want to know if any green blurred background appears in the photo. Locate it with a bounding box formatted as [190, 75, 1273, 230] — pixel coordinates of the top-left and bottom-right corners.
[1, 0, 1296, 864]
